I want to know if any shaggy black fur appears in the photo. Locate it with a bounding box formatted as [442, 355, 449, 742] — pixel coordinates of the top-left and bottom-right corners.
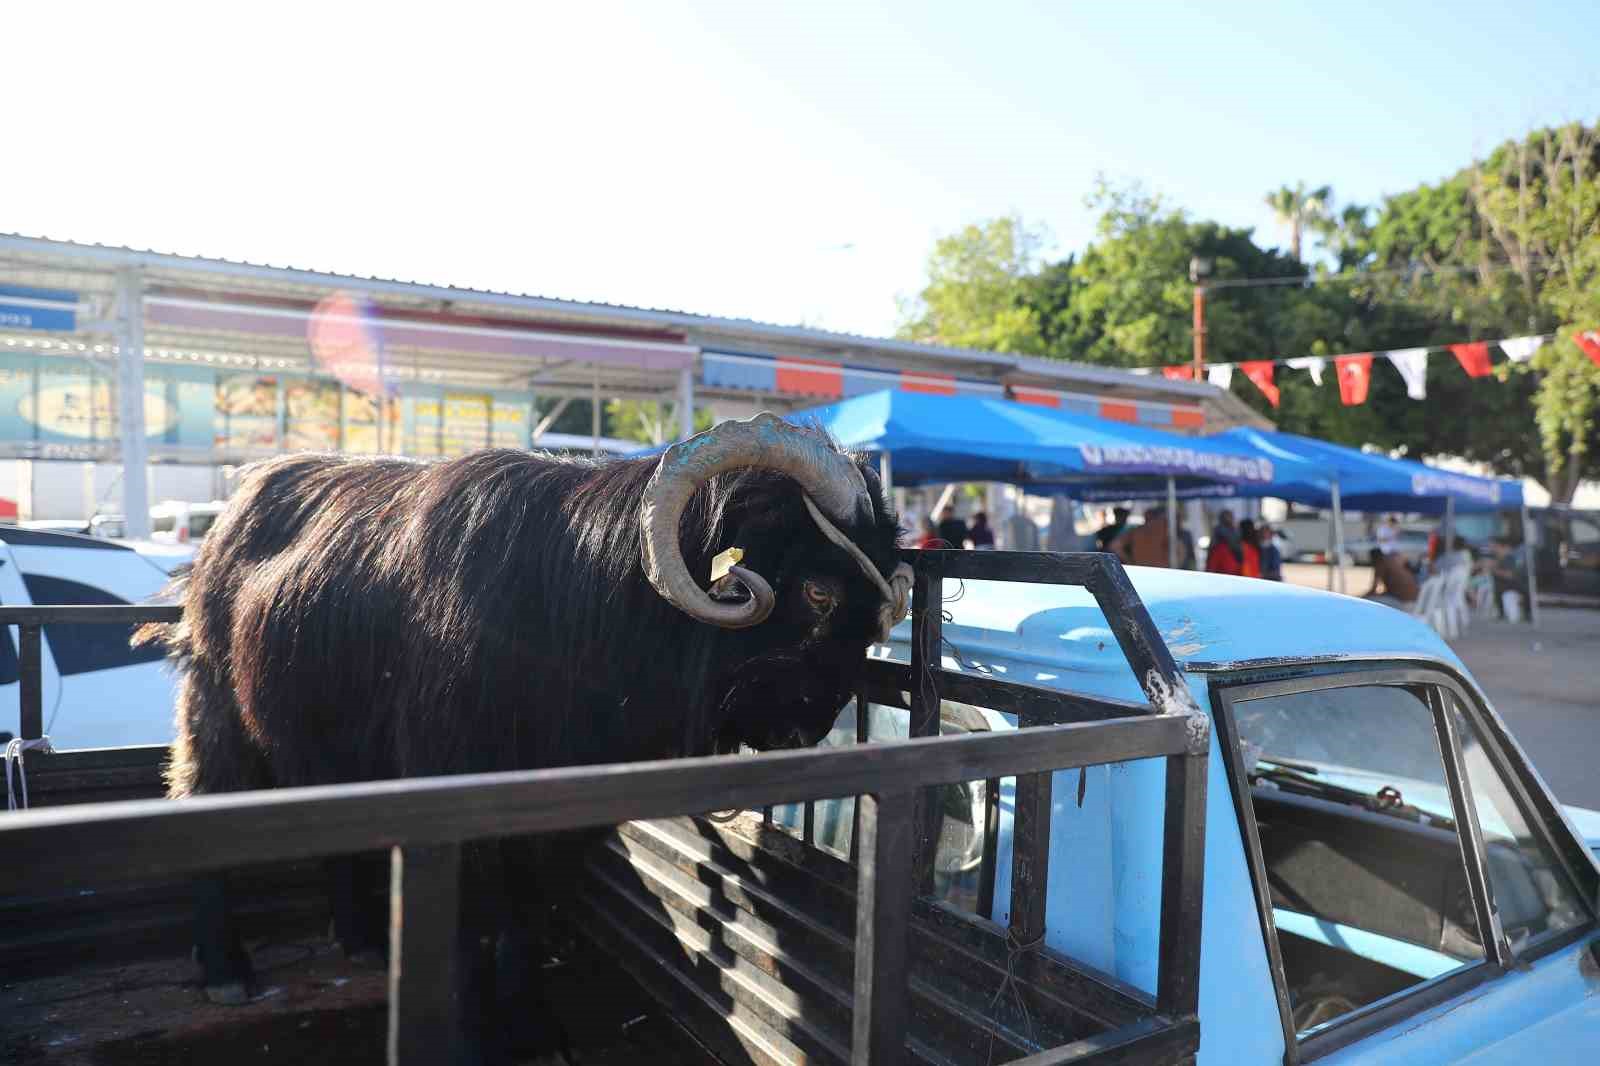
[136, 437, 901, 1060]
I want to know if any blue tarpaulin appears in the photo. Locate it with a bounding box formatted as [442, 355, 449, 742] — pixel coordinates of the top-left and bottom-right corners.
[1217, 428, 1523, 514]
[787, 390, 1298, 495]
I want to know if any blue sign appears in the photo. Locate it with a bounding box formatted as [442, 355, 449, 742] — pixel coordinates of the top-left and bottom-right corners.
[0, 284, 78, 331]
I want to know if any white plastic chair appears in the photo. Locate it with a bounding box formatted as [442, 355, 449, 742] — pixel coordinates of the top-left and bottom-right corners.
[1436, 565, 1471, 638]
[1410, 575, 1443, 632]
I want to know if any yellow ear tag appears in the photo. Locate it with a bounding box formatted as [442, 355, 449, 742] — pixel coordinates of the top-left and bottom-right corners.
[710, 546, 745, 584]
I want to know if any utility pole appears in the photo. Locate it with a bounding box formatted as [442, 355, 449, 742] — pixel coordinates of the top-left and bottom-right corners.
[1189, 257, 1212, 380]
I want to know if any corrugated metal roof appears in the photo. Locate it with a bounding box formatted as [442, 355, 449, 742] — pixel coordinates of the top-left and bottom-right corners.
[0, 233, 1251, 411]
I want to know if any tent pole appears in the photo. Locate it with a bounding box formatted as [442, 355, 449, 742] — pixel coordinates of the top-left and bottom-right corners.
[1444, 495, 1455, 566]
[1166, 476, 1178, 568]
[1331, 480, 1346, 595]
[1523, 504, 1540, 628]
[879, 451, 893, 494]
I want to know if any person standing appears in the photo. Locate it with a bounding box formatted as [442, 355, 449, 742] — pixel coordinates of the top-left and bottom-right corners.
[1095, 506, 1131, 551]
[1116, 505, 1172, 568]
[968, 511, 996, 550]
[1238, 519, 1263, 578]
[936, 505, 970, 549]
[1258, 523, 1284, 581]
[1205, 509, 1242, 575]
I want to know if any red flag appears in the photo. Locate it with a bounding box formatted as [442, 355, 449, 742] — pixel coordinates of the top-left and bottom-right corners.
[1239, 361, 1280, 407]
[1335, 353, 1373, 405]
[1449, 341, 1493, 378]
[1162, 365, 1195, 381]
[1575, 330, 1600, 368]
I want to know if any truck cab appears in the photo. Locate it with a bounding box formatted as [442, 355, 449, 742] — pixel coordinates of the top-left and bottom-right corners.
[856, 567, 1600, 1063]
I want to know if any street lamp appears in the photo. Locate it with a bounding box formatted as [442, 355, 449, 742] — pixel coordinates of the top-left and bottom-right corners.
[1189, 257, 1213, 379]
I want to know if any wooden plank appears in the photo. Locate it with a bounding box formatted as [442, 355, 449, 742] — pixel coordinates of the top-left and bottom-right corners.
[0, 714, 1193, 894]
[852, 789, 915, 1066]
[1154, 754, 1207, 1019]
[387, 843, 459, 1066]
[1010, 770, 1054, 943]
[907, 550, 1103, 588]
[908, 561, 943, 896]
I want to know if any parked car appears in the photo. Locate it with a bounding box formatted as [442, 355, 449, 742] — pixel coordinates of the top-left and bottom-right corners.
[148, 499, 228, 545]
[0, 526, 183, 749]
[1530, 506, 1600, 600]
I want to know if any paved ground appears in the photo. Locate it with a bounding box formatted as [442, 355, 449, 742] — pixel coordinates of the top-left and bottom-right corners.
[1282, 562, 1600, 810]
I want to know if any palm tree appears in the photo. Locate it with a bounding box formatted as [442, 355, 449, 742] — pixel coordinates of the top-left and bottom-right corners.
[1264, 182, 1333, 262]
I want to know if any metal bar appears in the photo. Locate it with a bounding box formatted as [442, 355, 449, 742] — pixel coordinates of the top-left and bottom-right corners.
[1166, 476, 1178, 569]
[1005, 1014, 1199, 1066]
[1081, 558, 1193, 716]
[0, 714, 1196, 894]
[937, 670, 1150, 725]
[1430, 688, 1510, 969]
[879, 451, 893, 494]
[909, 557, 943, 895]
[116, 267, 152, 540]
[387, 843, 460, 1066]
[0, 605, 183, 625]
[677, 364, 695, 443]
[1522, 504, 1541, 628]
[851, 788, 915, 1066]
[1009, 766, 1053, 943]
[803, 800, 816, 846]
[851, 681, 869, 865]
[590, 367, 600, 457]
[978, 776, 1000, 921]
[18, 624, 42, 741]
[1331, 480, 1346, 595]
[530, 395, 573, 442]
[1154, 751, 1207, 1018]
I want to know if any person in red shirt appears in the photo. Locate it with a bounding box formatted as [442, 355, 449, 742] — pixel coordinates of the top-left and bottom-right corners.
[1238, 519, 1263, 578]
[1205, 510, 1242, 575]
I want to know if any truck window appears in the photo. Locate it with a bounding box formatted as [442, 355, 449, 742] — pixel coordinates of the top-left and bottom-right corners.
[1447, 696, 1588, 948]
[17, 575, 168, 676]
[1231, 683, 1483, 1036]
[189, 512, 220, 539]
[151, 516, 177, 534]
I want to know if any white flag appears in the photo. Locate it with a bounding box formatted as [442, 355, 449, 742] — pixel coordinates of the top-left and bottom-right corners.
[1285, 356, 1325, 386]
[1385, 348, 1430, 400]
[1207, 364, 1234, 389]
[1499, 336, 1546, 364]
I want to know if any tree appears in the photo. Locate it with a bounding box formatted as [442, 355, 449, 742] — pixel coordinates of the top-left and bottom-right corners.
[605, 398, 715, 445]
[1265, 182, 1332, 262]
[897, 215, 1048, 354]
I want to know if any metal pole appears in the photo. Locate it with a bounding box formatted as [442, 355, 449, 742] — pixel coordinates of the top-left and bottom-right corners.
[1166, 476, 1178, 568]
[1191, 285, 1206, 379]
[879, 451, 893, 494]
[1331, 481, 1346, 595]
[590, 367, 600, 457]
[116, 268, 151, 539]
[1444, 495, 1456, 567]
[1522, 505, 1540, 628]
[677, 363, 695, 442]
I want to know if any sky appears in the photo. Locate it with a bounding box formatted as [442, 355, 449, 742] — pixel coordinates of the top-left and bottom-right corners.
[5, 1, 1597, 339]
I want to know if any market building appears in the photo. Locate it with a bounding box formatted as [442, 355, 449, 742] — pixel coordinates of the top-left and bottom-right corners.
[0, 234, 1268, 534]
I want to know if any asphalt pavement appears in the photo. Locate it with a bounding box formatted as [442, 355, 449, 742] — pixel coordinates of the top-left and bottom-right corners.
[1281, 562, 1599, 810]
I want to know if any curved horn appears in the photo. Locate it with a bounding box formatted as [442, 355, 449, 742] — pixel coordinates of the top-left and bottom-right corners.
[640, 412, 872, 628]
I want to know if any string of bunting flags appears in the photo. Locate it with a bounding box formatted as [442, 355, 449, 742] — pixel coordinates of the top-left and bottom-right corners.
[1140, 329, 1600, 407]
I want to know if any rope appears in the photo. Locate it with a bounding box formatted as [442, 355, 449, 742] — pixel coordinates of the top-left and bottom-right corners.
[986, 925, 1046, 1066]
[5, 735, 53, 812]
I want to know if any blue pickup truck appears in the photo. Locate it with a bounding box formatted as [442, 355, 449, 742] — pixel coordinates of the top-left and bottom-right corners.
[871, 566, 1600, 1064]
[2, 559, 1597, 1065]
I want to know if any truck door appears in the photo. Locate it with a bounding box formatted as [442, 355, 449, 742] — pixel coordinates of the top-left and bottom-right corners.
[0, 541, 63, 743]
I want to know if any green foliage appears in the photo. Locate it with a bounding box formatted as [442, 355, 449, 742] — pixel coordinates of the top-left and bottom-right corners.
[605, 398, 715, 445]
[897, 215, 1048, 354]
[895, 122, 1600, 499]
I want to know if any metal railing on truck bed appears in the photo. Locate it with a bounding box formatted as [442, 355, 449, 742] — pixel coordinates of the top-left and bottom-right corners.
[0, 550, 1209, 1066]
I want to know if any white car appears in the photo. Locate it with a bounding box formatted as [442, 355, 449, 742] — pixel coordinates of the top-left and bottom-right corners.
[149, 500, 228, 546]
[0, 526, 186, 749]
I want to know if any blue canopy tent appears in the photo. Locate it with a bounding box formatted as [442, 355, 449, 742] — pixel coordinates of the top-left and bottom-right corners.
[1217, 428, 1532, 614]
[783, 390, 1323, 566]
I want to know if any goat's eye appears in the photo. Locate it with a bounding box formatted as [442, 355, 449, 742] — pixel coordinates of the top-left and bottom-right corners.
[802, 579, 835, 611]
